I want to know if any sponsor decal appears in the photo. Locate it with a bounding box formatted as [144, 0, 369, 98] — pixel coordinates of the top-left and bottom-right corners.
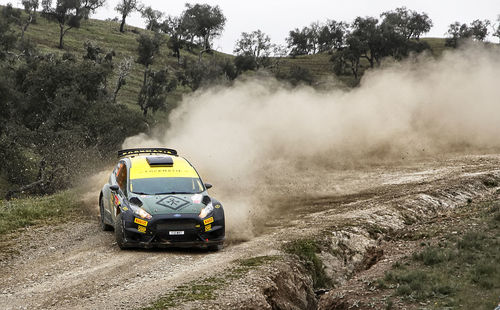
[203, 217, 214, 225]
[129, 159, 199, 179]
[137, 225, 146, 233]
[195, 224, 201, 228]
[114, 194, 119, 206]
[215, 204, 221, 209]
[122, 207, 128, 211]
[134, 218, 148, 226]
[156, 196, 190, 211]
[205, 224, 212, 232]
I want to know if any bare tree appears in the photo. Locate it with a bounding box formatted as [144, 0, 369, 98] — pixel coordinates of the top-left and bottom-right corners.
[113, 57, 132, 102]
[271, 44, 288, 74]
[494, 15, 500, 42]
[21, 0, 39, 40]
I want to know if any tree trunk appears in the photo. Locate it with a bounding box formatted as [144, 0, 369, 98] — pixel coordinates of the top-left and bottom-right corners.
[113, 80, 122, 103]
[138, 66, 149, 116]
[350, 59, 359, 79]
[21, 18, 31, 40]
[362, 54, 374, 68]
[59, 24, 64, 49]
[119, 15, 126, 32]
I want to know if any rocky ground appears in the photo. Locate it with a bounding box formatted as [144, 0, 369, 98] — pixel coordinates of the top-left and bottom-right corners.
[1, 154, 499, 310]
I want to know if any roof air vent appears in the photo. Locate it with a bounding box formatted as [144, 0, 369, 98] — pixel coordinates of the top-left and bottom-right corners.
[146, 156, 174, 166]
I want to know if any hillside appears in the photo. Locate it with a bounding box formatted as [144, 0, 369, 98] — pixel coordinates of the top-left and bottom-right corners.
[21, 16, 234, 114]
[20, 14, 450, 109]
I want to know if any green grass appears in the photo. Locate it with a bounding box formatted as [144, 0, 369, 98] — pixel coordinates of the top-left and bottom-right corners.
[14, 11, 232, 113]
[284, 239, 331, 289]
[0, 190, 82, 236]
[377, 201, 500, 310]
[143, 277, 225, 310]
[422, 37, 448, 57]
[13, 8, 451, 98]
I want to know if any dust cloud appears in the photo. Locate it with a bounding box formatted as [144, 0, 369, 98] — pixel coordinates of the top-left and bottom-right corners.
[123, 44, 500, 239]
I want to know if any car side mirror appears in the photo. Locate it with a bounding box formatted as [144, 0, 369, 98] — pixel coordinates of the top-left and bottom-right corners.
[129, 197, 143, 207]
[205, 183, 213, 189]
[110, 185, 119, 192]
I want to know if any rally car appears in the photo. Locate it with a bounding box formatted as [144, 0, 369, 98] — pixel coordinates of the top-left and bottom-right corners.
[99, 148, 225, 250]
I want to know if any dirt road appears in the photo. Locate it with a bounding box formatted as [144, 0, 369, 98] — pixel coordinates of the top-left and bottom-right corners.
[1, 154, 499, 309]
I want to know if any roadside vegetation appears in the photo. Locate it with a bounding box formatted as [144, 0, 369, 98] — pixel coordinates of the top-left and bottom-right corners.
[284, 239, 332, 289]
[0, 190, 82, 236]
[377, 200, 500, 310]
[1, 1, 499, 208]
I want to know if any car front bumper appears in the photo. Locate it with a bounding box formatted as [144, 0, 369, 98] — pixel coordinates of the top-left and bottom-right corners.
[121, 212, 225, 248]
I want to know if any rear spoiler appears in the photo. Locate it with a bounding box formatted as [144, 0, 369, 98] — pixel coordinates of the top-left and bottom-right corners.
[118, 148, 178, 158]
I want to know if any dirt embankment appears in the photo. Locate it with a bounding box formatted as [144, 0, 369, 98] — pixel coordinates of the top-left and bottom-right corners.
[178, 155, 500, 310]
[0, 155, 499, 310]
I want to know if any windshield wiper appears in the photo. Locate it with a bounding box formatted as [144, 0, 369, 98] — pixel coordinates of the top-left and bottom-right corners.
[132, 191, 149, 195]
[155, 191, 192, 195]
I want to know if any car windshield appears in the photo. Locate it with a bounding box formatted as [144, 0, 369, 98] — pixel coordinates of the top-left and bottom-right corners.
[130, 177, 204, 195]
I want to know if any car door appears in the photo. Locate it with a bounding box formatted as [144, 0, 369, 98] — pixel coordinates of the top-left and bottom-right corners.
[111, 160, 128, 222]
[102, 163, 119, 224]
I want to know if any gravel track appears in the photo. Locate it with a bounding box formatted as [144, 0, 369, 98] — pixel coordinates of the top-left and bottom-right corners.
[1, 154, 499, 310]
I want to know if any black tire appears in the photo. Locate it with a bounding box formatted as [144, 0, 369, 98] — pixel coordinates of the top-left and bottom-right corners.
[208, 243, 224, 252]
[114, 212, 127, 249]
[99, 198, 113, 231]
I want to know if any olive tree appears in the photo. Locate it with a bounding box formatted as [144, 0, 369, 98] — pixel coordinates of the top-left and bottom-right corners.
[233, 30, 273, 69]
[115, 0, 138, 33]
[182, 3, 226, 51]
[139, 5, 163, 32]
[42, 0, 105, 49]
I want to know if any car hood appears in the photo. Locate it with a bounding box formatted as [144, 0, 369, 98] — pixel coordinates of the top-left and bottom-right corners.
[129, 193, 206, 215]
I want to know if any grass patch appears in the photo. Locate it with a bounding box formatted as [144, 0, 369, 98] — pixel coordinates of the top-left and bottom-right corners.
[144, 255, 279, 309]
[376, 200, 500, 309]
[284, 239, 331, 289]
[238, 255, 279, 267]
[0, 190, 82, 236]
[143, 277, 225, 310]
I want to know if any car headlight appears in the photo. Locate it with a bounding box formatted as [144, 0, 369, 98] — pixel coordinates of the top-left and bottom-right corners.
[135, 207, 152, 220]
[199, 202, 214, 218]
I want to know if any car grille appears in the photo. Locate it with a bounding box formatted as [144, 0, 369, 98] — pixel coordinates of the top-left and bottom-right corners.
[155, 219, 198, 231]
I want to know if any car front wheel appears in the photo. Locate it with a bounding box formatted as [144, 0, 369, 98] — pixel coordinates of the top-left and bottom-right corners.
[99, 198, 113, 231]
[208, 243, 224, 252]
[114, 212, 127, 249]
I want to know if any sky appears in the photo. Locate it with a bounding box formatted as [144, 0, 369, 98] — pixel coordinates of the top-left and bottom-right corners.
[2, 0, 500, 53]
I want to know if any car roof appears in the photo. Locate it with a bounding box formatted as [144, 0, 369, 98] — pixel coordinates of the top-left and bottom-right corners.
[128, 155, 200, 180]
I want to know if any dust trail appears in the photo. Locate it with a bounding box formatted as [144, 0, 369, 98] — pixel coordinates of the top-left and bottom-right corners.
[123, 44, 500, 239]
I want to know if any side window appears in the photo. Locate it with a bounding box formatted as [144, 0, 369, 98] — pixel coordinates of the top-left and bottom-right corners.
[116, 162, 128, 195]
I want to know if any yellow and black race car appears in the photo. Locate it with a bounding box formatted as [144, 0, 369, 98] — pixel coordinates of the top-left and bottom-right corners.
[99, 148, 225, 250]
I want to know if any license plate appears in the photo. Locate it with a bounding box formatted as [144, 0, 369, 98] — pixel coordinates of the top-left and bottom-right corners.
[169, 231, 184, 235]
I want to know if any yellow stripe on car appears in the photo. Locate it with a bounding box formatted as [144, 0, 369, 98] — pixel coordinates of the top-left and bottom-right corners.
[129, 156, 199, 179]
